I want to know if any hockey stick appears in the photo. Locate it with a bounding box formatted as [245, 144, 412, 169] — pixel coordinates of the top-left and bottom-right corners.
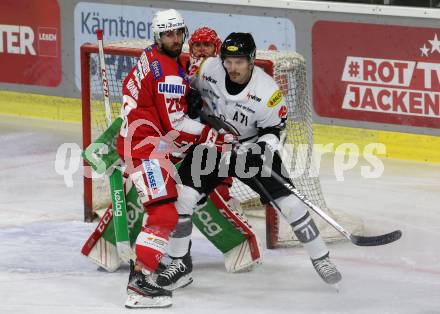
[198, 110, 402, 247]
[262, 169, 401, 246]
[96, 29, 135, 262]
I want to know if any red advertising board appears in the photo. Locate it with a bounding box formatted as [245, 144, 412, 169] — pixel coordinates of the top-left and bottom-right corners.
[312, 21, 440, 129]
[0, 0, 61, 87]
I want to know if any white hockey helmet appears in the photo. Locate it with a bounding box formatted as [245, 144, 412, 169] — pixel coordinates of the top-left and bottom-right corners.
[152, 9, 188, 42]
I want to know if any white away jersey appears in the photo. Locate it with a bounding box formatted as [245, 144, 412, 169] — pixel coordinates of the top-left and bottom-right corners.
[192, 57, 288, 149]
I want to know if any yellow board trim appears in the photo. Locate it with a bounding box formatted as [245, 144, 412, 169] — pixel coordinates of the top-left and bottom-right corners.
[0, 91, 81, 122]
[314, 124, 440, 164]
[1, 91, 439, 164]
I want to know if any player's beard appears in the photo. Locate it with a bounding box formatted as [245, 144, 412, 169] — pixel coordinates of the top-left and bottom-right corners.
[161, 42, 183, 58]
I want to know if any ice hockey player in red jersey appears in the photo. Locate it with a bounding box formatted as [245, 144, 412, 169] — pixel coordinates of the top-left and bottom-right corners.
[154, 28, 221, 291]
[155, 26, 262, 292]
[117, 9, 230, 309]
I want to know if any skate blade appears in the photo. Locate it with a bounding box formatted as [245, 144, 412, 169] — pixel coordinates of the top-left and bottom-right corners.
[331, 283, 340, 293]
[125, 294, 172, 308]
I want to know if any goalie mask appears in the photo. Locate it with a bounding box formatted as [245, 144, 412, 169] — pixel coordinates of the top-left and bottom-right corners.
[188, 27, 222, 58]
[220, 32, 256, 62]
[152, 9, 189, 43]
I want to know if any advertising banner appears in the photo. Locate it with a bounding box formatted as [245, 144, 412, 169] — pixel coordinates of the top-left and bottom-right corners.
[313, 21, 440, 129]
[0, 0, 61, 87]
[74, 2, 296, 90]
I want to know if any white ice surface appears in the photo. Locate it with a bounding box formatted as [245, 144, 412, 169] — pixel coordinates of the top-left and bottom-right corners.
[0, 115, 439, 314]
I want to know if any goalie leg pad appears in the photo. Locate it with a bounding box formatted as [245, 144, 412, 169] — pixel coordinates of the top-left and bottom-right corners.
[210, 189, 262, 272]
[215, 179, 232, 201]
[81, 205, 122, 272]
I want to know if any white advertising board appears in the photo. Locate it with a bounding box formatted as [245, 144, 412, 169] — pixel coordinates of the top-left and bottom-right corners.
[74, 2, 295, 90]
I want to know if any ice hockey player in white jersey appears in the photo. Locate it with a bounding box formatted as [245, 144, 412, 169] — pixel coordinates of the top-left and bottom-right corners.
[156, 32, 342, 290]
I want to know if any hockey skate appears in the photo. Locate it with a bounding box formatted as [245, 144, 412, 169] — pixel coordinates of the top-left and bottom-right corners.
[311, 253, 342, 285]
[125, 261, 172, 308]
[156, 252, 193, 291]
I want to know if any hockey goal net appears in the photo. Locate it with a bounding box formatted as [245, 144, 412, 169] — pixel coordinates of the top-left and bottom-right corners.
[80, 40, 362, 248]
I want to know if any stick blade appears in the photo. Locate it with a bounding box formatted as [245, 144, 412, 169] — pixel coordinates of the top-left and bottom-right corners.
[350, 230, 402, 246]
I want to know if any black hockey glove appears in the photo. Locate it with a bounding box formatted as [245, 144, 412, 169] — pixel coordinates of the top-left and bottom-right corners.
[238, 142, 269, 170]
[186, 88, 203, 119]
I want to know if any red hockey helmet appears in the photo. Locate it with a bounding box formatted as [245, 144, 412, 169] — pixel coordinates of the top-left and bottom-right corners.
[188, 27, 222, 57]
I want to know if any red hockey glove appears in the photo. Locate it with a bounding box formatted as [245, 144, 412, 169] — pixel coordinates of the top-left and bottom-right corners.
[198, 126, 238, 152]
